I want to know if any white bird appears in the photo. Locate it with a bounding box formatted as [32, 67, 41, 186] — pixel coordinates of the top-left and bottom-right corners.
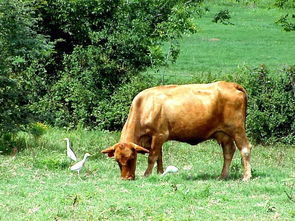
[70, 153, 91, 176]
[161, 165, 179, 176]
[64, 138, 77, 161]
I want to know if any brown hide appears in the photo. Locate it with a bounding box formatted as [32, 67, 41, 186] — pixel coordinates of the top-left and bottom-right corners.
[102, 81, 251, 181]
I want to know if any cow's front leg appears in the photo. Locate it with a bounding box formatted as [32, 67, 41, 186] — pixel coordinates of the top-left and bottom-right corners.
[144, 151, 158, 177]
[144, 136, 164, 177]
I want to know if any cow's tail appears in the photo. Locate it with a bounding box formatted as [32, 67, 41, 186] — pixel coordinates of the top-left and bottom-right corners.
[233, 83, 248, 118]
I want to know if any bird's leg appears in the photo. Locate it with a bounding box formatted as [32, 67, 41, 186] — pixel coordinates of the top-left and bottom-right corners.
[78, 171, 82, 180]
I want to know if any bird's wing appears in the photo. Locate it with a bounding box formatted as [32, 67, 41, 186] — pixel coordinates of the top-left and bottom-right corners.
[67, 147, 77, 161]
[70, 161, 83, 170]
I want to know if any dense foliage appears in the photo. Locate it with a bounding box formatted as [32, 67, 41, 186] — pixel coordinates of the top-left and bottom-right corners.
[0, 0, 294, 145]
[274, 0, 295, 8]
[238, 65, 295, 144]
[0, 0, 202, 131]
[0, 0, 53, 134]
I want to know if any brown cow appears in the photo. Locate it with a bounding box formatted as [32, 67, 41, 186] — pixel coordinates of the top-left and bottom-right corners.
[102, 81, 251, 181]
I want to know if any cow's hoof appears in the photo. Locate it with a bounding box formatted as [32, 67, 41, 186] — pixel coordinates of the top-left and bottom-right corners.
[144, 172, 152, 177]
[218, 175, 228, 180]
[242, 176, 251, 182]
[157, 170, 164, 174]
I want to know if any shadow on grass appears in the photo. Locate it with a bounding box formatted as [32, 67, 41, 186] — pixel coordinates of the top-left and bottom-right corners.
[182, 173, 219, 181]
[33, 158, 69, 170]
[181, 170, 269, 181]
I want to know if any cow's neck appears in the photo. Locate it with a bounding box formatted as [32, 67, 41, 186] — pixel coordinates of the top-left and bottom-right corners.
[119, 121, 139, 144]
[120, 133, 138, 143]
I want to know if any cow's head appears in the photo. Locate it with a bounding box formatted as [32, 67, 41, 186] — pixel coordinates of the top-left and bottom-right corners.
[101, 142, 149, 180]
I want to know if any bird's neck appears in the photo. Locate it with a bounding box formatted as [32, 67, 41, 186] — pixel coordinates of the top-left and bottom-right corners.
[83, 155, 88, 161]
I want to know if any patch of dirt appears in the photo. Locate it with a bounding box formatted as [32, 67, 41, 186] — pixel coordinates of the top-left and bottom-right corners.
[208, 38, 220, 41]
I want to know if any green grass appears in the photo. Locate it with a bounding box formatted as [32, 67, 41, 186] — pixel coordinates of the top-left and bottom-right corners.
[146, 2, 295, 77]
[0, 128, 294, 220]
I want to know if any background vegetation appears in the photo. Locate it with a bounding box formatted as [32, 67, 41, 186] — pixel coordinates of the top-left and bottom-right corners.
[0, 0, 294, 144]
[0, 0, 201, 131]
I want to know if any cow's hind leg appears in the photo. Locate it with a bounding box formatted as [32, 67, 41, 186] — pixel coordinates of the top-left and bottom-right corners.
[215, 133, 236, 179]
[157, 147, 164, 174]
[144, 136, 164, 177]
[233, 130, 251, 181]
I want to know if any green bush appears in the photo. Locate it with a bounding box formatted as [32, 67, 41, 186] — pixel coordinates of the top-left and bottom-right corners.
[0, 76, 24, 134]
[274, 0, 295, 8]
[237, 65, 295, 144]
[33, 73, 161, 130]
[29, 0, 202, 128]
[28, 122, 48, 139]
[94, 75, 161, 130]
[0, 133, 15, 153]
[276, 14, 295, 32]
[1, 0, 203, 133]
[0, 0, 53, 134]
[212, 9, 234, 25]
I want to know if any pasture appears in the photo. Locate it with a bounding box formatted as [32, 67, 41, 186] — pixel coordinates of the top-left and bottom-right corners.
[146, 1, 295, 77]
[0, 129, 294, 220]
[1, 1, 295, 220]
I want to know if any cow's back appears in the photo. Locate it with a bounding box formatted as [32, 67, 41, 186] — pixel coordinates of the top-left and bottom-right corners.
[121, 81, 247, 145]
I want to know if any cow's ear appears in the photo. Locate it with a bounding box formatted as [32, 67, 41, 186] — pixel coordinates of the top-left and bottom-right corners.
[130, 143, 149, 154]
[101, 146, 116, 158]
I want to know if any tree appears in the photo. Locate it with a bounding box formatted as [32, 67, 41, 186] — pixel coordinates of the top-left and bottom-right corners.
[0, 0, 53, 133]
[0, 0, 203, 130]
[31, 0, 203, 128]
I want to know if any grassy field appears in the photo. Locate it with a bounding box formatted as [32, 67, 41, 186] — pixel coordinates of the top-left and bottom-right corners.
[146, 1, 295, 78]
[0, 128, 294, 221]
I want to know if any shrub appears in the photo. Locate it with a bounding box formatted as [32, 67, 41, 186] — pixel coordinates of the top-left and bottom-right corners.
[0, 76, 24, 134]
[0, 133, 15, 153]
[28, 122, 48, 139]
[237, 65, 295, 144]
[93, 75, 161, 130]
[27, 0, 203, 128]
[212, 9, 234, 25]
[1, 0, 203, 132]
[274, 0, 295, 8]
[0, 0, 54, 135]
[276, 14, 295, 32]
